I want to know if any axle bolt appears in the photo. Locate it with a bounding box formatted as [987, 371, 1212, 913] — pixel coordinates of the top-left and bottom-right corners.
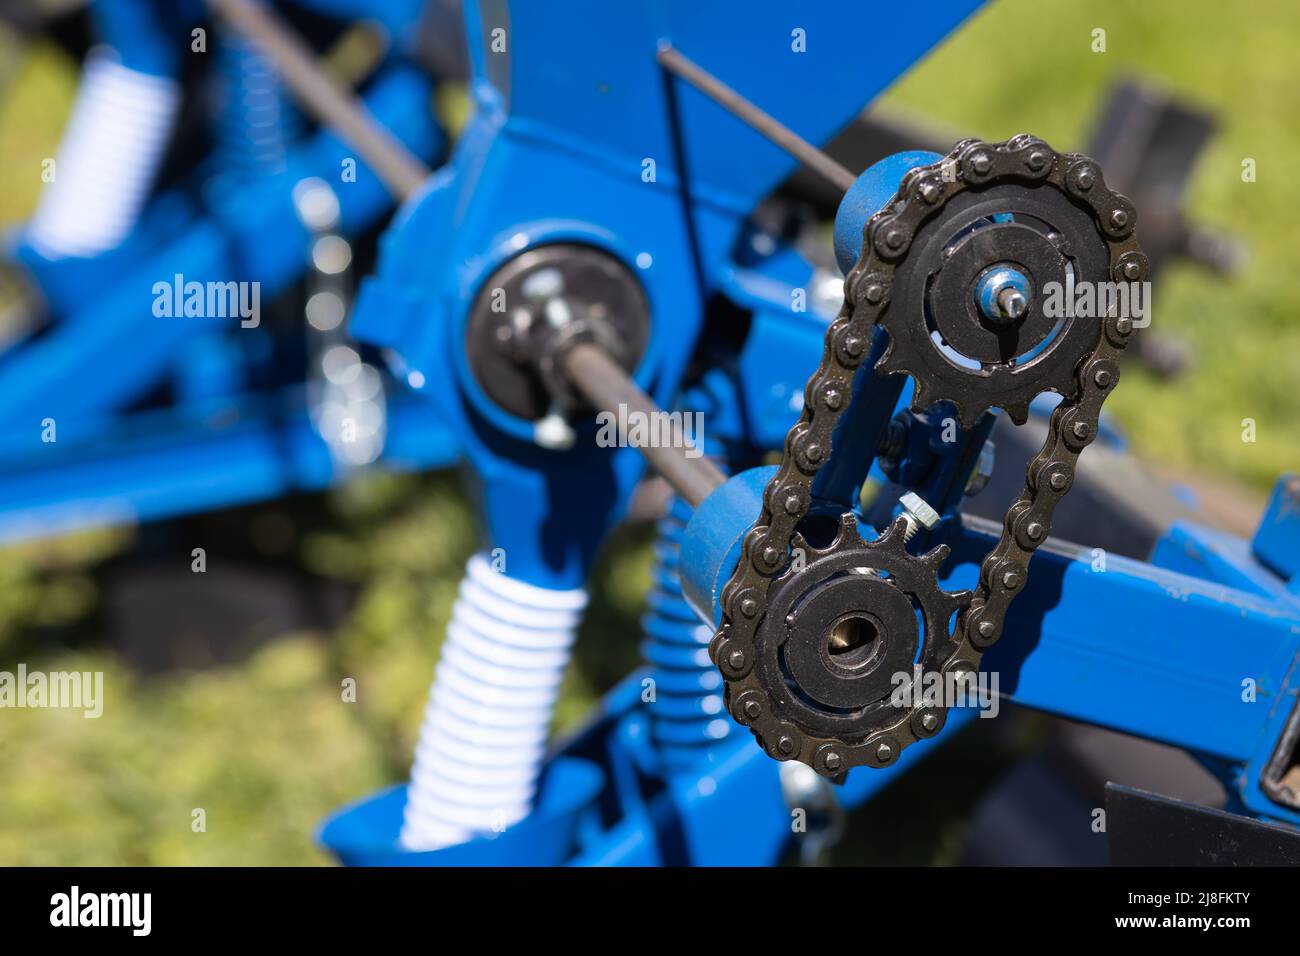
[998, 287, 1028, 319]
[975, 265, 1032, 324]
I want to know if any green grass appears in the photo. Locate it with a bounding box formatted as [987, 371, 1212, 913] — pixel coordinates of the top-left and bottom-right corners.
[882, 0, 1300, 492]
[0, 473, 649, 865]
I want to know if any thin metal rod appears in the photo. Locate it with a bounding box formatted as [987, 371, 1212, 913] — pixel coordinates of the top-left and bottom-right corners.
[656, 44, 857, 195]
[562, 343, 726, 508]
[207, 0, 431, 200]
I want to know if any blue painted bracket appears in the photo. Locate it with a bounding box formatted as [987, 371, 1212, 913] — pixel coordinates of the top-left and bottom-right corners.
[0, 393, 459, 542]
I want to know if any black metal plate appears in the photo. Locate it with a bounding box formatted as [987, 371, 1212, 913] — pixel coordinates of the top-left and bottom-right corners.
[1107, 783, 1300, 866]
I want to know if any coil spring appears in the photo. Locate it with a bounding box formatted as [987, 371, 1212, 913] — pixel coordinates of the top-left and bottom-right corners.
[215, 33, 300, 177]
[28, 52, 180, 259]
[400, 553, 587, 851]
[642, 497, 734, 774]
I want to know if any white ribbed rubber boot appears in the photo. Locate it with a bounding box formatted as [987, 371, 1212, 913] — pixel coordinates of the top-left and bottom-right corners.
[27, 50, 181, 260]
[399, 553, 588, 850]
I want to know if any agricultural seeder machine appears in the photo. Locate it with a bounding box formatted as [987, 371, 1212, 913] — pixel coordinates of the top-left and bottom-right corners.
[3, 0, 1297, 866]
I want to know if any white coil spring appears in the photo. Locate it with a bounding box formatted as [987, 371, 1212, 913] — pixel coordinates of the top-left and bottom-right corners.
[27, 50, 181, 260]
[399, 553, 587, 850]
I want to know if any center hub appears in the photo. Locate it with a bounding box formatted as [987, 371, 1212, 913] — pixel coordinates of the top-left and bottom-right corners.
[928, 219, 1066, 366]
[781, 572, 917, 711]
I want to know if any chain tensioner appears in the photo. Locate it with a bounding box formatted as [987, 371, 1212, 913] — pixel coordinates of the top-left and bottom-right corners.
[710, 135, 1148, 776]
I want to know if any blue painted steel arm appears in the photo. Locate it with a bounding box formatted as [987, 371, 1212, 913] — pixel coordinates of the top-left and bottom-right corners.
[949, 519, 1300, 773]
[0, 394, 460, 542]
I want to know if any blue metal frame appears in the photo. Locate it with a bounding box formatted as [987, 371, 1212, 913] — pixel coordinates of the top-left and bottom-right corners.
[318, 0, 1300, 866]
[0, 0, 459, 538]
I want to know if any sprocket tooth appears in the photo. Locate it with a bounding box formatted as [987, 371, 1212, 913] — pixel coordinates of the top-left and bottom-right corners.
[934, 396, 986, 431]
[791, 530, 831, 562]
[829, 512, 863, 550]
[921, 542, 951, 569]
[877, 354, 914, 380]
[875, 342, 901, 375]
[909, 380, 933, 412]
[1003, 399, 1032, 426]
[945, 589, 975, 616]
[875, 515, 912, 552]
[790, 530, 811, 557]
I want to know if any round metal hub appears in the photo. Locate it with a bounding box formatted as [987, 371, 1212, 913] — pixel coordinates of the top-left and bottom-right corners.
[781, 571, 917, 711]
[881, 181, 1112, 425]
[929, 220, 1064, 364]
[465, 244, 651, 421]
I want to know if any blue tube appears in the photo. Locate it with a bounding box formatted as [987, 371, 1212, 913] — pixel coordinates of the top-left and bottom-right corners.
[90, 0, 189, 77]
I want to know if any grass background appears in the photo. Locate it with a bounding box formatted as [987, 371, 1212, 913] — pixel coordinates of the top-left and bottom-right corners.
[886, 0, 1300, 492]
[0, 0, 1296, 864]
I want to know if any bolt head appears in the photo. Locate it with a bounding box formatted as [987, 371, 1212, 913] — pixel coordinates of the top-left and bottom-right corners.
[898, 491, 941, 530]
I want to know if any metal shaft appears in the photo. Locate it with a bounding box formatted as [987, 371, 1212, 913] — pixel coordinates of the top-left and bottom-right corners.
[206, 0, 431, 200]
[561, 343, 725, 508]
[656, 44, 857, 194]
